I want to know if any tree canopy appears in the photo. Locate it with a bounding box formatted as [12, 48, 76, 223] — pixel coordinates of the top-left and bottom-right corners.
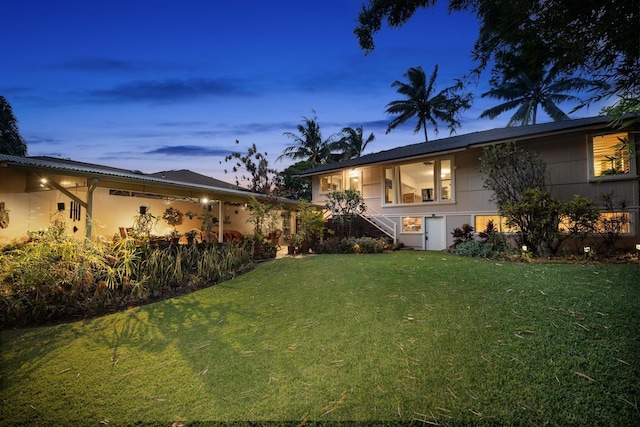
[355, 0, 639, 120]
[0, 96, 28, 156]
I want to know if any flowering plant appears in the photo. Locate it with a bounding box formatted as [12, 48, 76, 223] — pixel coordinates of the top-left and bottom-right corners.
[162, 207, 184, 227]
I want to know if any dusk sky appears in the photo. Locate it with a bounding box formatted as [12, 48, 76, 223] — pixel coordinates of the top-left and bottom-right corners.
[2, 1, 609, 183]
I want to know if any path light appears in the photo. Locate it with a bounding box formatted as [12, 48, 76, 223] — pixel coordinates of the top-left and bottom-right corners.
[521, 245, 527, 253]
[583, 246, 591, 258]
[636, 243, 640, 259]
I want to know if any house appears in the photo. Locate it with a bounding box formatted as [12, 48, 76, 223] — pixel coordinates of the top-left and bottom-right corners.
[297, 115, 639, 251]
[0, 155, 299, 245]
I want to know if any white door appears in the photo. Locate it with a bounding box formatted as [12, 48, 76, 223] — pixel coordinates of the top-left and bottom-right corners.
[424, 216, 446, 250]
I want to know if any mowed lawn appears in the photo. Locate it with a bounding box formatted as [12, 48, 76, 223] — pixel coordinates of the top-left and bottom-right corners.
[1, 252, 639, 425]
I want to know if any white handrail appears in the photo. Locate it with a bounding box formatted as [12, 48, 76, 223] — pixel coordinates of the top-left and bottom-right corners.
[358, 205, 397, 243]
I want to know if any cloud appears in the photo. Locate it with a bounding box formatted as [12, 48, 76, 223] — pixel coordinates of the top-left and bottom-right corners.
[86, 78, 255, 103]
[144, 145, 234, 157]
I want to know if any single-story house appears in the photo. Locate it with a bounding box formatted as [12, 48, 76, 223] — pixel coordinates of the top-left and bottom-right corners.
[297, 115, 639, 251]
[0, 155, 299, 245]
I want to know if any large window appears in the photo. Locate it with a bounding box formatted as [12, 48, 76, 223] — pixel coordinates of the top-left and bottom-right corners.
[384, 158, 454, 204]
[590, 132, 633, 178]
[320, 172, 343, 192]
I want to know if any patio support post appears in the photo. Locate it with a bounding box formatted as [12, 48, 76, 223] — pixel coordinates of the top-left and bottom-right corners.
[218, 201, 224, 243]
[85, 178, 98, 239]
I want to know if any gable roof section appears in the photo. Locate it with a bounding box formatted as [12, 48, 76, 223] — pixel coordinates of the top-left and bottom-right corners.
[0, 155, 296, 206]
[147, 169, 244, 191]
[296, 115, 617, 177]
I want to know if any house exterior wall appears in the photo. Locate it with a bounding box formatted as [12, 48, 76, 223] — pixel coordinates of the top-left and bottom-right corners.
[311, 127, 639, 251]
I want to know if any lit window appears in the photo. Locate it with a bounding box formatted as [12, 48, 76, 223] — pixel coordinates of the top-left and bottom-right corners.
[320, 173, 343, 192]
[597, 212, 631, 234]
[474, 215, 515, 232]
[383, 168, 393, 204]
[390, 158, 453, 204]
[348, 170, 361, 192]
[402, 217, 422, 232]
[591, 133, 632, 178]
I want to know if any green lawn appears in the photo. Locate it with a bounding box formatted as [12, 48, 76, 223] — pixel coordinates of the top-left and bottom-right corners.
[1, 252, 639, 425]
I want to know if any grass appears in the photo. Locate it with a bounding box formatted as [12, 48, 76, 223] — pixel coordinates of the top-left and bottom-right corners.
[1, 252, 639, 425]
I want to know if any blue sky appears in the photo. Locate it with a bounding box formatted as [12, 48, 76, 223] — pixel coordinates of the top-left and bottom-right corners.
[2, 1, 607, 182]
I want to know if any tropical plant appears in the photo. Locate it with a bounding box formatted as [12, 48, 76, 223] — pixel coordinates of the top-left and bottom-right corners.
[223, 141, 278, 194]
[245, 194, 280, 240]
[296, 200, 324, 250]
[325, 189, 366, 237]
[385, 65, 471, 142]
[277, 111, 340, 165]
[0, 96, 27, 156]
[130, 206, 158, 241]
[336, 126, 375, 159]
[162, 206, 184, 228]
[500, 188, 564, 256]
[479, 63, 603, 126]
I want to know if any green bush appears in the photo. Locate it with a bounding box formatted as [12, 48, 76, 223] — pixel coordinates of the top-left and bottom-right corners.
[315, 237, 388, 254]
[452, 240, 497, 258]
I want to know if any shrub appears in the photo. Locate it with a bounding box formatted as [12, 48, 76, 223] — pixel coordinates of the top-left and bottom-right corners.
[315, 237, 388, 254]
[452, 240, 496, 258]
[451, 223, 474, 245]
[0, 228, 253, 328]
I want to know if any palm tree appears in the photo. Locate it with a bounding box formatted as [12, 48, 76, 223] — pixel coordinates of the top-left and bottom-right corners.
[385, 65, 472, 142]
[277, 112, 339, 165]
[479, 63, 602, 126]
[336, 126, 375, 160]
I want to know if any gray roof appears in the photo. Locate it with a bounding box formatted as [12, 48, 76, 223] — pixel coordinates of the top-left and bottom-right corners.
[296, 115, 617, 177]
[147, 169, 244, 191]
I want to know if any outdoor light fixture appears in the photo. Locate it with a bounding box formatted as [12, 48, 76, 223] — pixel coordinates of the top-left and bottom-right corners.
[583, 246, 591, 258]
[636, 243, 640, 259]
[521, 245, 527, 252]
[201, 198, 209, 204]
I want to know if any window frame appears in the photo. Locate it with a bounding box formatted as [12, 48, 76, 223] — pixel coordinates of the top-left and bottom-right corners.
[382, 156, 455, 205]
[319, 171, 345, 194]
[588, 132, 637, 181]
[401, 216, 423, 233]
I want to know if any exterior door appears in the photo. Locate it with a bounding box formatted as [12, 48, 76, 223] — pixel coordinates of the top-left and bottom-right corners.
[424, 216, 446, 250]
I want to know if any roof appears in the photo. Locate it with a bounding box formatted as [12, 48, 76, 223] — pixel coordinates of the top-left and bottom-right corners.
[295, 115, 618, 177]
[0, 155, 298, 206]
[147, 169, 244, 191]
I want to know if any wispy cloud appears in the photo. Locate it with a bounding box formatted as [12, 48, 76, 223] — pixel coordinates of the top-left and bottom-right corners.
[144, 145, 234, 157]
[86, 78, 255, 103]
